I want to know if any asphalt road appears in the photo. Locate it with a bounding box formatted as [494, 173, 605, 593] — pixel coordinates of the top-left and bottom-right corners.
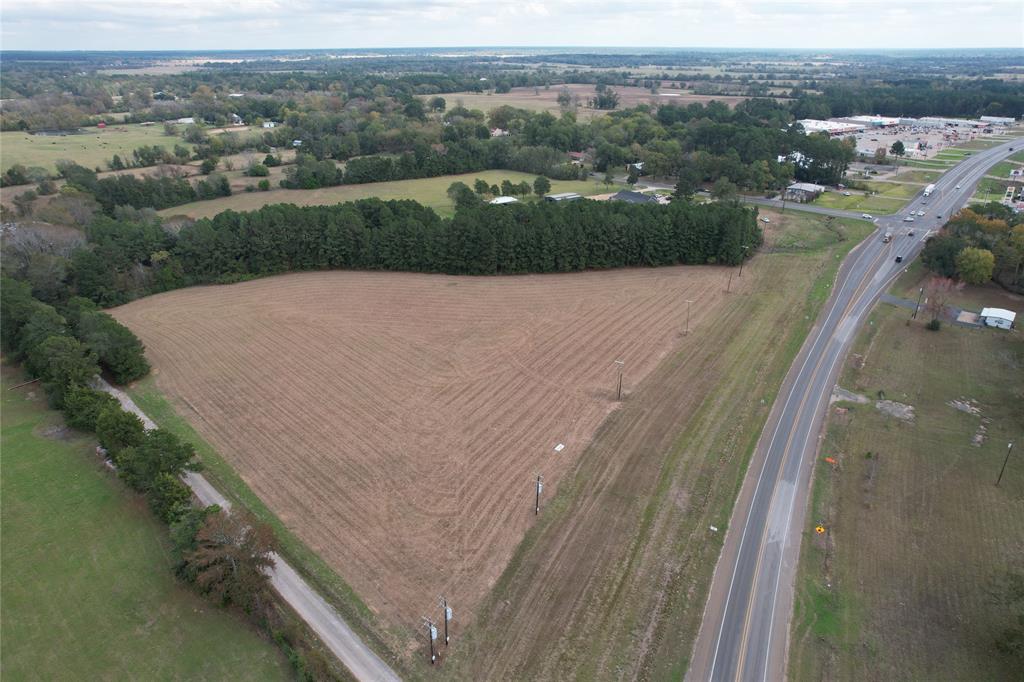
[686, 138, 1021, 682]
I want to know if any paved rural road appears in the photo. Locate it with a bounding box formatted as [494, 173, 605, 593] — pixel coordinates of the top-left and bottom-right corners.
[686, 138, 1021, 682]
[94, 379, 402, 682]
[738, 196, 864, 220]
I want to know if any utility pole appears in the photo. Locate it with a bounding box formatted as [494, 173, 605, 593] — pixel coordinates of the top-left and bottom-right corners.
[684, 299, 694, 335]
[614, 359, 624, 400]
[912, 286, 924, 319]
[738, 245, 750, 277]
[422, 617, 438, 664]
[996, 442, 1014, 487]
[534, 473, 543, 515]
[726, 270, 733, 293]
[438, 596, 452, 646]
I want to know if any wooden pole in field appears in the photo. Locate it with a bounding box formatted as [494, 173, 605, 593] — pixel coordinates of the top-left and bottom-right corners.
[996, 442, 1014, 487]
[614, 359, 624, 400]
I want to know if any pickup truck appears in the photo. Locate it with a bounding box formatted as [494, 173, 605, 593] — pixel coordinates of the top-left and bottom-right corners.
[883, 232, 893, 243]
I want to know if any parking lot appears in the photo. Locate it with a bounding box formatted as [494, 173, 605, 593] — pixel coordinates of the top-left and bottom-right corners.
[851, 125, 988, 159]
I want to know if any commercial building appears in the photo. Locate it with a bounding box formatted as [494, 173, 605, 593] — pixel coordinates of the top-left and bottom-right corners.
[843, 115, 901, 128]
[784, 182, 826, 202]
[798, 119, 865, 136]
[980, 116, 1016, 126]
[915, 117, 986, 129]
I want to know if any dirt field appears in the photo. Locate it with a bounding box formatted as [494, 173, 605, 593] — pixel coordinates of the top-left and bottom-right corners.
[111, 266, 730, 639]
[437, 84, 750, 119]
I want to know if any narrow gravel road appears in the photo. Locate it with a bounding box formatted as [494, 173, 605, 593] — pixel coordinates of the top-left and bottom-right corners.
[94, 377, 401, 682]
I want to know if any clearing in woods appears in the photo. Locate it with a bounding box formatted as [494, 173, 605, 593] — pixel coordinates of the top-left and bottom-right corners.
[431, 83, 750, 119]
[112, 206, 872, 675]
[111, 265, 731, 651]
[0, 124, 194, 173]
[789, 293, 1024, 680]
[157, 169, 608, 220]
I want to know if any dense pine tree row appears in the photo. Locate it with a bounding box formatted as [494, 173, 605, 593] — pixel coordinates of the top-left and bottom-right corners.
[172, 198, 760, 283]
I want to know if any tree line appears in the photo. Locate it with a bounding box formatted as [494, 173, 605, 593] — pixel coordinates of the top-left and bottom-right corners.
[50, 196, 759, 307]
[921, 203, 1024, 292]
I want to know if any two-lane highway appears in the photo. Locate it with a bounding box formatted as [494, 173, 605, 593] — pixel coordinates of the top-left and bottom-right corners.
[687, 138, 1021, 682]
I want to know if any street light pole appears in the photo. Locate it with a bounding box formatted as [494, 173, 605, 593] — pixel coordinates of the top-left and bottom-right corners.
[439, 596, 451, 646]
[912, 286, 924, 319]
[996, 442, 1014, 487]
[534, 473, 543, 515]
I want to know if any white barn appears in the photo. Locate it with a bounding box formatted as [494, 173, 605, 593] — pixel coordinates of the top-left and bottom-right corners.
[980, 308, 1017, 330]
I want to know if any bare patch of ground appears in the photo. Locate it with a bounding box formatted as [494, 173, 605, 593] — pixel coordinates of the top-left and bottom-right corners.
[875, 399, 915, 421]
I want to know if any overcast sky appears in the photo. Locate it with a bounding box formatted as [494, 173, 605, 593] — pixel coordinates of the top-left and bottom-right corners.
[3, 0, 1023, 51]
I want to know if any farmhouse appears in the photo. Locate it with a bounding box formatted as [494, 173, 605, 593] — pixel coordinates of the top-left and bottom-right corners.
[175, 117, 195, 125]
[544, 192, 582, 202]
[489, 196, 519, 205]
[567, 151, 588, 165]
[980, 307, 1016, 330]
[610, 190, 658, 204]
[262, 121, 277, 129]
[785, 182, 826, 202]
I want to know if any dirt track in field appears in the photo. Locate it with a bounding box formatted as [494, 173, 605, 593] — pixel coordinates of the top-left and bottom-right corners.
[111, 267, 731, 636]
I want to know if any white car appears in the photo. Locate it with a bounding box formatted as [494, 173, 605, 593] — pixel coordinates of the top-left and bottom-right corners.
[760, 217, 770, 224]
[842, 191, 852, 196]
[955, 184, 962, 189]
[917, 210, 926, 216]
[861, 213, 874, 219]
[904, 216, 916, 222]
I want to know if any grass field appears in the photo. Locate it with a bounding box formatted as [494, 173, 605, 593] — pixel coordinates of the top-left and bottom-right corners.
[1, 124, 194, 173]
[445, 211, 875, 679]
[903, 158, 956, 169]
[986, 159, 1024, 178]
[976, 176, 1013, 197]
[935, 149, 973, 160]
[431, 84, 750, 119]
[0, 362, 289, 681]
[813, 191, 906, 214]
[159, 170, 610, 219]
[889, 170, 942, 184]
[951, 138, 1006, 151]
[789, 296, 1024, 681]
[861, 181, 925, 199]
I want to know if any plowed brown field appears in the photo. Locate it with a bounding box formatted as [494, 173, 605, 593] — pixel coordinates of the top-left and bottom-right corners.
[111, 267, 729, 633]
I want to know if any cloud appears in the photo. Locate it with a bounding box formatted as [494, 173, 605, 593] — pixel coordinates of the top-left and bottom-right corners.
[2, 0, 1022, 50]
